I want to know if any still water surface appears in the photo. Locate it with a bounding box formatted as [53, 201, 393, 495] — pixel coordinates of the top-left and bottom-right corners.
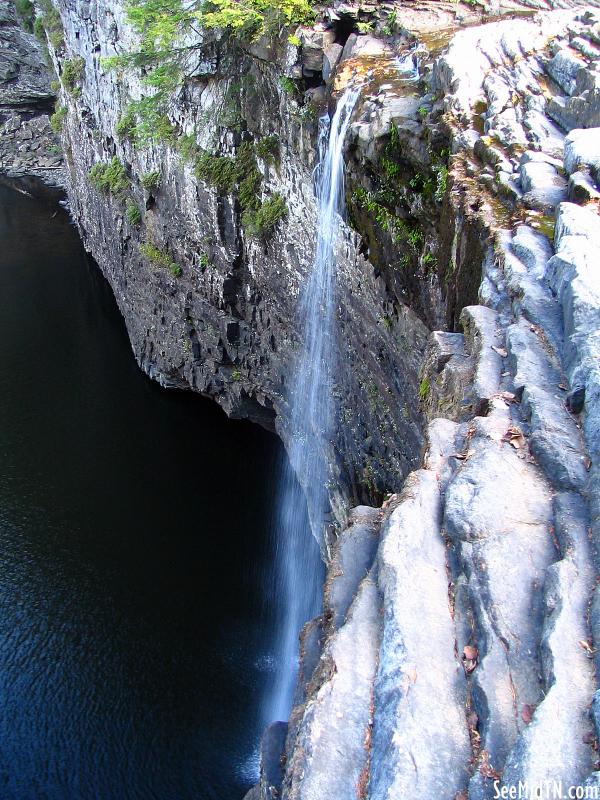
[0, 185, 289, 800]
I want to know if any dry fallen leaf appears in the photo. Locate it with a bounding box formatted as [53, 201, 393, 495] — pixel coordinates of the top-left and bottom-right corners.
[583, 731, 598, 748]
[584, 456, 592, 471]
[521, 704, 535, 724]
[464, 645, 479, 661]
[450, 450, 474, 461]
[381, 493, 398, 510]
[498, 391, 517, 404]
[478, 751, 501, 780]
[579, 639, 596, 655]
[503, 425, 526, 449]
[491, 345, 508, 358]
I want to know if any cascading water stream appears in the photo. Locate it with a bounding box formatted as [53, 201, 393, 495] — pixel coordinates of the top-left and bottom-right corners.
[395, 44, 424, 81]
[265, 85, 361, 724]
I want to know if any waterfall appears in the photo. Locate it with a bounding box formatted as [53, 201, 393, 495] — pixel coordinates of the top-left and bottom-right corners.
[265, 85, 361, 724]
[395, 44, 424, 81]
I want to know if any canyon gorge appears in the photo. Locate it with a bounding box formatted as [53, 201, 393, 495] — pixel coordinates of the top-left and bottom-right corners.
[1, 0, 600, 797]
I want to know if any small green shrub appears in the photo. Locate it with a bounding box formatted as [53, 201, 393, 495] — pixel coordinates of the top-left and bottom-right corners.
[297, 101, 318, 122]
[177, 133, 200, 162]
[255, 135, 279, 162]
[381, 157, 401, 180]
[125, 201, 142, 225]
[152, 114, 176, 143]
[37, 0, 64, 49]
[243, 193, 287, 238]
[140, 170, 161, 192]
[353, 187, 423, 251]
[61, 57, 85, 96]
[279, 76, 297, 97]
[116, 107, 137, 141]
[199, 252, 209, 269]
[88, 156, 129, 197]
[288, 34, 301, 47]
[33, 15, 45, 41]
[49, 104, 67, 133]
[139, 240, 181, 277]
[382, 9, 397, 36]
[15, 0, 35, 31]
[434, 164, 448, 202]
[231, 369, 242, 381]
[195, 151, 241, 193]
[238, 166, 261, 212]
[356, 21, 373, 33]
[406, 227, 423, 250]
[418, 378, 430, 401]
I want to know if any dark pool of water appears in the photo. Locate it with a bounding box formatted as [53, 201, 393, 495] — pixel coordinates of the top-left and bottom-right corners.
[0, 185, 287, 800]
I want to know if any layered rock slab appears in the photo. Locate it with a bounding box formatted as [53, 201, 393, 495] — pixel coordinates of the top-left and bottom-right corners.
[282, 572, 380, 800]
[369, 467, 471, 800]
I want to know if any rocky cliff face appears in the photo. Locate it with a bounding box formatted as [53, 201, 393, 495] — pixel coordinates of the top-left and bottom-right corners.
[0, 0, 64, 196]
[41, 0, 451, 534]
[13, 0, 600, 797]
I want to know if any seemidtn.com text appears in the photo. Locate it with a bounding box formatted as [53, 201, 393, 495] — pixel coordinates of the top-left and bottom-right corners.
[494, 782, 600, 799]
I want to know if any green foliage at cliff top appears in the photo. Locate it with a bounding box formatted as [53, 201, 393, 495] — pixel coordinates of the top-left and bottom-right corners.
[102, 0, 314, 134]
[124, 0, 314, 43]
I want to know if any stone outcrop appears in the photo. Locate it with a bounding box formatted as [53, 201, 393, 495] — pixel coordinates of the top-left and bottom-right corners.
[0, 0, 64, 196]
[244, 5, 600, 800]
[11, 0, 600, 797]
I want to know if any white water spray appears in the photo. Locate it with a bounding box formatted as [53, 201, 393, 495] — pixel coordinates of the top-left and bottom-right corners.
[265, 86, 361, 723]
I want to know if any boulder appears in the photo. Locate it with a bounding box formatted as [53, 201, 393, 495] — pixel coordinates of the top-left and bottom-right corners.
[340, 33, 392, 62]
[322, 43, 343, 82]
[546, 49, 587, 95]
[324, 505, 380, 630]
[300, 29, 326, 73]
[564, 127, 600, 181]
[520, 159, 567, 212]
[568, 169, 600, 203]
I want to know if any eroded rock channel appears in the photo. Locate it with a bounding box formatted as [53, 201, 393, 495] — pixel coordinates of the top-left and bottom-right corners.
[2, 0, 600, 797]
